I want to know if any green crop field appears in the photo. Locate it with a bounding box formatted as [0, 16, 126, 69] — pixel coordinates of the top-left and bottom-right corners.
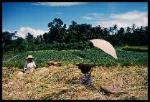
[3, 48, 148, 68]
[2, 48, 148, 100]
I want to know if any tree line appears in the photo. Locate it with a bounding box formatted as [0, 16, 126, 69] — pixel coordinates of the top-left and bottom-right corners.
[2, 18, 148, 52]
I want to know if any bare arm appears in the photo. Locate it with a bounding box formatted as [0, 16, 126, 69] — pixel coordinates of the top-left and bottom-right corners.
[33, 61, 36, 68]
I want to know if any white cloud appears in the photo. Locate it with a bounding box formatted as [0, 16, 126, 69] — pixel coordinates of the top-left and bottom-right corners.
[82, 13, 110, 21]
[111, 11, 146, 20]
[33, 2, 87, 7]
[82, 16, 93, 20]
[2, 29, 12, 32]
[83, 11, 148, 28]
[95, 11, 148, 28]
[15, 27, 48, 38]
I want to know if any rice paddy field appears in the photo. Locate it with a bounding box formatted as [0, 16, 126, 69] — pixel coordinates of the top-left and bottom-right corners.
[2, 48, 148, 100]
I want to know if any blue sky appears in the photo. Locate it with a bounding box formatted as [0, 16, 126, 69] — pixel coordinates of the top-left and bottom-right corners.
[2, 2, 148, 38]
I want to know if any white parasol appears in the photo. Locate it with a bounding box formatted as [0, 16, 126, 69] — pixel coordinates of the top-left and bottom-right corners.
[90, 39, 118, 59]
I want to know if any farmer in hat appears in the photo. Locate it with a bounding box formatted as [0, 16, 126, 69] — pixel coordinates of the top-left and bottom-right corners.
[24, 55, 36, 73]
[77, 63, 94, 86]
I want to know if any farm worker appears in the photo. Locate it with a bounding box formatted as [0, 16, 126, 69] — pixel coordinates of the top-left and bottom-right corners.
[24, 55, 36, 73]
[80, 71, 92, 86]
[77, 63, 94, 86]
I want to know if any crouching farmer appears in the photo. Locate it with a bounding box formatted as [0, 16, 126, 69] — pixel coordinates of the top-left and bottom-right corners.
[77, 63, 94, 86]
[24, 55, 36, 73]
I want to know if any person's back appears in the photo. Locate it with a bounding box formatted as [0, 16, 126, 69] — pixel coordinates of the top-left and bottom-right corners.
[76, 63, 94, 86]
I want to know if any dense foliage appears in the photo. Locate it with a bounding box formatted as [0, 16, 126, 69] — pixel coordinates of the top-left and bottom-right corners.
[2, 18, 148, 52]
